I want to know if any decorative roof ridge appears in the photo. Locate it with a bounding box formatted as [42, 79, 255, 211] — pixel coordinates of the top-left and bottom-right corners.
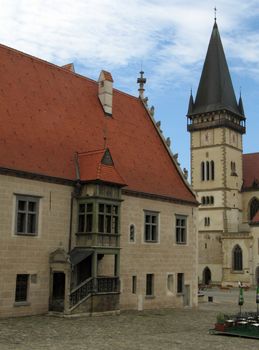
[139, 98, 196, 200]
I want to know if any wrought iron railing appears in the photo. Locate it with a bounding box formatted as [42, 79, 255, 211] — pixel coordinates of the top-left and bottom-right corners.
[69, 277, 94, 307]
[97, 276, 120, 293]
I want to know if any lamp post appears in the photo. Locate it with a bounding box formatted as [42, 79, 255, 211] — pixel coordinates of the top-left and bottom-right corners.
[238, 286, 244, 315]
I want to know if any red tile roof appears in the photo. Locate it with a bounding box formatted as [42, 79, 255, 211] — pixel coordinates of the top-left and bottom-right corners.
[77, 149, 126, 186]
[243, 153, 259, 189]
[0, 43, 196, 204]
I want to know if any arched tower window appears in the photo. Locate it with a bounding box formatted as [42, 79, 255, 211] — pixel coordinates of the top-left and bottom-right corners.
[206, 161, 210, 180]
[250, 198, 259, 220]
[201, 162, 205, 181]
[211, 161, 215, 180]
[233, 245, 243, 271]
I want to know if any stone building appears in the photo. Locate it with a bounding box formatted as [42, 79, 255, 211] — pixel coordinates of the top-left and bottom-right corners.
[187, 20, 259, 287]
[0, 44, 198, 317]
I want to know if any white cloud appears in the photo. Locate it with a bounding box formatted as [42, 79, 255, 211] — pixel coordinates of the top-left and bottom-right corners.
[0, 0, 259, 90]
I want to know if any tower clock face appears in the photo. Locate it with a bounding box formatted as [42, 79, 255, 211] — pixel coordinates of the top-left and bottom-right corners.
[230, 131, 237, 146]
[201, 130, 212, 145]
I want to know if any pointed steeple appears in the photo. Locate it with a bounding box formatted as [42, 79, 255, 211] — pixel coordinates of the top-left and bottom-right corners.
[187, 90, 194, 115]
[188, 21, 241, 117]
[238, 94, 245, 116]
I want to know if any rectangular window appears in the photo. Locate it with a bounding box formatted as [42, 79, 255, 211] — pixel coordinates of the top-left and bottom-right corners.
[144, 211, 158, 242]
[98, 203, 118, 234]
[16, 196, 39, 235]
[175, 215, 187, 244]
[15, 274, 29, 302]
[78, 203, 93, 233]
[146, 274, 154, 296]
[177, 273, 184, 294]
[132, 276, 137, 294]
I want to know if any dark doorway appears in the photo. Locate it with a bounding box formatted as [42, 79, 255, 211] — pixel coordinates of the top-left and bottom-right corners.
[77, 256, 92, 284]
[256, 266, 259, 285]
[50, 272, 65, 312]
[203, 267, 211, 285]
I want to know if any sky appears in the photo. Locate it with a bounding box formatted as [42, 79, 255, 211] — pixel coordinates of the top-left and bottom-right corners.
[1, 0, 259, 173]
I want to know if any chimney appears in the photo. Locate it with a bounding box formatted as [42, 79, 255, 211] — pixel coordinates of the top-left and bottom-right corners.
[98, 70, 113, 116]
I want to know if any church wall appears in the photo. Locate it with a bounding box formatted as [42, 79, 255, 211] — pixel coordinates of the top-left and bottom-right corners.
[251, 226, 259, 285]
[242, 190, 259, 222]
[222, 237, 251, 285]
[119, 194, 198, 310]
[0, 174, 72, 317]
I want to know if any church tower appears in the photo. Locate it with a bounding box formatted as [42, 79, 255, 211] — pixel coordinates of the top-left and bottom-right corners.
[187, 20, 251, 286]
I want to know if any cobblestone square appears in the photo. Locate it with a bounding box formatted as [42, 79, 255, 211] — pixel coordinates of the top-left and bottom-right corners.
[0, 288, 259, 350]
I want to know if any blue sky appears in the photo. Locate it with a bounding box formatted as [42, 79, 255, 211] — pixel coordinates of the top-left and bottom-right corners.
[1, 0, 259, 173]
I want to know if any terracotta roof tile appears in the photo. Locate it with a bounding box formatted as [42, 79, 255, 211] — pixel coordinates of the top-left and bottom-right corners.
[0, 43, 196, 204]
[78, 149, 126, 186]
[243, 153, 259, 189]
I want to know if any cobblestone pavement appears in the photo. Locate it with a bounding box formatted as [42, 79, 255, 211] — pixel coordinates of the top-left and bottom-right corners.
[1, 288, 259, 350]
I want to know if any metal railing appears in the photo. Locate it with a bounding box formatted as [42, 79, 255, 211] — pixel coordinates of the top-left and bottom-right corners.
[97, 276, 120, 293]
[69, 277, 94, 307]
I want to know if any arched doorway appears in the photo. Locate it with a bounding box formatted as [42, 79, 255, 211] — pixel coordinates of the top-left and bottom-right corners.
[203, 267, 211, 285]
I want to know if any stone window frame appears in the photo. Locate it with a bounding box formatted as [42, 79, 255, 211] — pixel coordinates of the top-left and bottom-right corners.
[204, 217, 210, 226]
[232, 245, 243, 271]
[201, 161, 215, 181]
[129, 224, 136, 243]
[15, 194, 40, 236]
[146, 273, 154, 297]
[15, 274, 30, 305]
[144, 210, 159, 243]
[132, 275, 137, 294]
[175, 215, 187, 244]
[177, 273, 184, 294]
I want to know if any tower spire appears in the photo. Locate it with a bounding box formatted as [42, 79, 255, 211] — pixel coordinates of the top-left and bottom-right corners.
[187, 20, 242, 117]
[137, 70, 146, 99]
[214, 7, 217, 22]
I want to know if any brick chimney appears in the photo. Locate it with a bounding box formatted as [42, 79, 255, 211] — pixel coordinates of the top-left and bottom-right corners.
[98, 70, 113, 116]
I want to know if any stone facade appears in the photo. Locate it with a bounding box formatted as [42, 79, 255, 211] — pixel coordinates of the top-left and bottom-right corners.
[0, 173, 198, 317]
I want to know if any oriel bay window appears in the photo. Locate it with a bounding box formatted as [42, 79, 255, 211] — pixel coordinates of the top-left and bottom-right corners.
[98, 204, 119, 234]
[78, 203, 93, 233]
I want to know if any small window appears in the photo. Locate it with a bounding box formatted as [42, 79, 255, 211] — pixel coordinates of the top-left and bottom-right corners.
[146, 274, 154, 296]
[98, 203, 119, 234]
[15, 195, 39, 235]
[132, 276, 137, 294]
[144, 211, 158, 242]
[176, 215, 187, 244]
[204, 217, 210, 226]
[201, 162, 205, 181]
[78, 202, 93, 233]
[15, 274, 29, 302]
[177, 273, 184, 293]
[129, 224, 135, 243]
[233, 245, 243, 271]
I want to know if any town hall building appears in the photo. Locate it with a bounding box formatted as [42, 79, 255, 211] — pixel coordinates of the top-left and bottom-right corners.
[0, 41, 198, 317]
